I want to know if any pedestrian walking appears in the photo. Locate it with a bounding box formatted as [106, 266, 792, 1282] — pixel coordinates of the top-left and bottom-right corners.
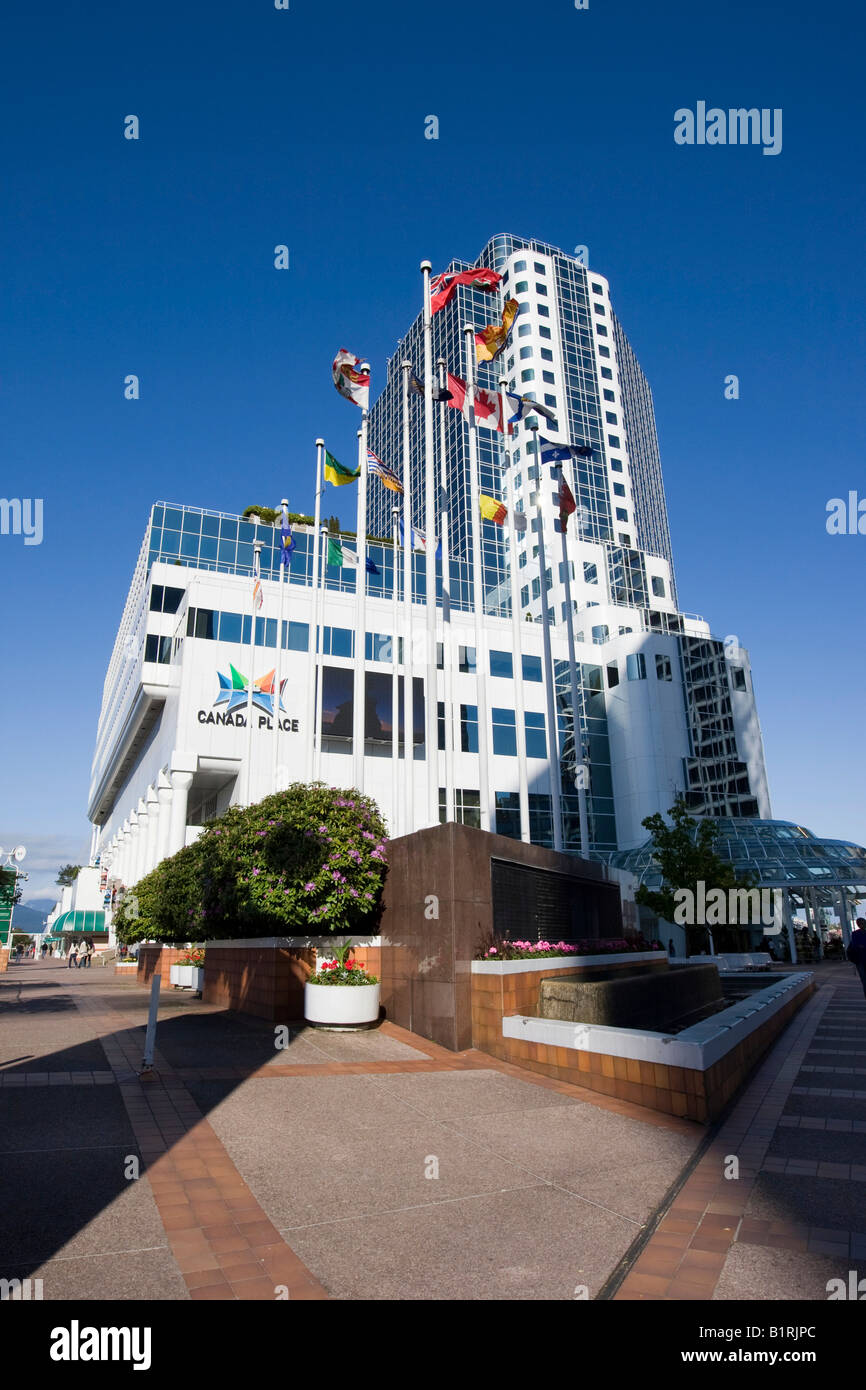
[81, 939, 92, 968]
[67, 943, 79, 969]
[846, 917, 866, 1000]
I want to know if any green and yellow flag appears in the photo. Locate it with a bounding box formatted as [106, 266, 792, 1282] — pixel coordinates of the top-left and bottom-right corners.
[324, 451, 360, 487]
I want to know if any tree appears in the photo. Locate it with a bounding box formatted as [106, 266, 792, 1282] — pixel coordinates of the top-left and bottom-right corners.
[56, 864, 81, 887]
[634, 796, 756, 955]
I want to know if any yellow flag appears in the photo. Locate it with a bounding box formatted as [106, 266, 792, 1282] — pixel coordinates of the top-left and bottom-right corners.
[475, 298, 519, 363]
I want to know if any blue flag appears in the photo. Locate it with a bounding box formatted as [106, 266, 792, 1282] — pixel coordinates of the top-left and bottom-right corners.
[539, 437, 594, 467]
[366, 556, 380, 575]
[280, 505, 295, 567]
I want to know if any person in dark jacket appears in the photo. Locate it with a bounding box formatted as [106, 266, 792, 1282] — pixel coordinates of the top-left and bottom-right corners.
[846, 918, 866, 999]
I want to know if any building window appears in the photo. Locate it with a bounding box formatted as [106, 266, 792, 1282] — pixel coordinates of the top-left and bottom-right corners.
[521, 369, 535, 383]
[613, 483, 626, 497]
[515, 280, 529, 292]
[521, 584, 530, 607]
[518, 323, 531, 338]
[519, 346, 533, 360]
[606, 412, 618, 424]
[518, 551, 527, 569]
[522, 654, 542, 682]
[591, 281, 604, 294]
[594, 303, 606, 315]
[460, 704, 479, 753]
[608, 434, 620, 448]
[542, 370, 555, 384]
[525, 711, 546, 758]
[187, 608, 217, 640]
[284, 620, 309, 652]
[437, 700, 445, 751]
[322, 626, 354, 658]
[492, 707, 517, 756]
[536, 283, 547, 295]
[528, 793, 553, 845]
[615, 507, 629, 522]
[600, 367, 613, 379]
[365, 632, 393, 662]
[559, 560, 575, 582]
[539, 325, 551, 339]
[596, 324, 608, 336]
[495, 791, 521, 839]
[583, 562, 598, 584]
[533, 262, 546, 274]
[538, 304, 549, 317]
[514, 259, 527, 271]
[544, 394, 557, 408]
[607, 662, 619, 688]
[592, 624, 609, 645]
[540, 348, 553, 361]
[655, 654, 673, 681]
[458, 645, 476, 673]
[149, 584, 185, 614]
[489, 649, 513, 679]
[610, 458, 623, 472]
[626, 652, 647, 680]
[619, 533, 631, 546]
[144, 634, 172, 664]
[731, 667, 747, 691]
[603, 389, 616, 402]
[598, 344, 611, 358]
[651, 575, 666, 597]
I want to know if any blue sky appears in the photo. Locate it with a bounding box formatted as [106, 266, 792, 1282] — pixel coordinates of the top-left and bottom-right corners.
[2, 0, 864, 903]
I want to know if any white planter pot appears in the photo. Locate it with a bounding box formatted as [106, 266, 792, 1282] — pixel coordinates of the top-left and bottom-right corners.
[304, 981, 380, 1027]
[171, 964, 204, 989]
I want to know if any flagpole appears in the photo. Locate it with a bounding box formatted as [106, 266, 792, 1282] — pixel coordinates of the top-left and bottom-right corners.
[353, 405, 369, 792]
[438, 356, 455, 825]
[244, 540, 263, 808]
[557, 461, 589, 858]
[312, 524, 328, 783]
[391, 505, 400, 836]
[529, 422, 563, 851]
[499, 376, 530, 843]
[401, 360, 415, 833]
[273, 497, 289, 794]
[463, 323, 492, 832]
[306, 440, 324, 783]
[421, 262, 439, 829]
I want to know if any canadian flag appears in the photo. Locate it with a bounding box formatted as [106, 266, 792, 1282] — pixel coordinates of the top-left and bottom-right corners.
[446, 373, 511, 434]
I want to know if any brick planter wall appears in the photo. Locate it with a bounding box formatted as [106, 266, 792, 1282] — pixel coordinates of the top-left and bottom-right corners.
[114, 962, 139, 977]
[136, 946, 189, 988]
[0, 948, 9, 974]
[203, 945, 316, 1023]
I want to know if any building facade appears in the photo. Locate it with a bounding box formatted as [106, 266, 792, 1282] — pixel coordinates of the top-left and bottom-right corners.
[89, 235, 771, 890]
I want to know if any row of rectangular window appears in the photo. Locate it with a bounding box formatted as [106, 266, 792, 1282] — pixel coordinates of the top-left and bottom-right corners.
[438, 703, 547, 759]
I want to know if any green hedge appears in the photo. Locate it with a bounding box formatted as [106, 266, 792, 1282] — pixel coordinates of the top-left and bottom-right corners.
[114, 783, 389, 944]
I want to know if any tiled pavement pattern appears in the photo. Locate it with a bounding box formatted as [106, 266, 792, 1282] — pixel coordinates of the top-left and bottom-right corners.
[615, 964, 866, 1300]
[2, 959, 861, 1300]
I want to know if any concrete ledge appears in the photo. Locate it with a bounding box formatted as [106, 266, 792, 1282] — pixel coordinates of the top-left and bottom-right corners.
[472, 951, 661, 975]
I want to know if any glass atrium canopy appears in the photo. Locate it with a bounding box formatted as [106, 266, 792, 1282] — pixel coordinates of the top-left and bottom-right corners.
[608, 819, 866, 902]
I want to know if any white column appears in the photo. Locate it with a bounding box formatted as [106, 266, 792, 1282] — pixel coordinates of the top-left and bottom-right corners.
[306, 443, 324, 783]
[144, 785, 160, 875]
[125, 813, 139, 885]
[353, 415, 369, 793]
[838, 888, 852, 949]
[169, 770, 195, 854]
[132, 798, 148, 885]
[156, 772, 173, 865]
[401, 361, 416, 831]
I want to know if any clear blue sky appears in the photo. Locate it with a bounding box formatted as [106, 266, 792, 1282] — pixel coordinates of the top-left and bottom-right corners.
[2, 0, 864, 902]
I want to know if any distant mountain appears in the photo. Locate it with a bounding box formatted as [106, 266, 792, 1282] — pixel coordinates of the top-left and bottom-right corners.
[22, 898, 56, 914]
[11, 904, 48, 933]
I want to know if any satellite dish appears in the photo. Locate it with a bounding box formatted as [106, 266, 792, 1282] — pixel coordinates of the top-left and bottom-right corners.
[13, 846, 26, 863]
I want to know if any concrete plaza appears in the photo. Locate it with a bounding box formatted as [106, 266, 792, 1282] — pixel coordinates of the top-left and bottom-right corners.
[0, 958, 862, 1301]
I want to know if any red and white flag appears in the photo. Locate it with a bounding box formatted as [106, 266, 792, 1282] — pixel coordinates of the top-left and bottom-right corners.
[332, 348, 370, 409]
[431, 267, 501, 313]
[446, 373, 511, 434]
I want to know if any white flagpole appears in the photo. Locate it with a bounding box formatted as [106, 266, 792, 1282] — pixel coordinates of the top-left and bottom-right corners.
[352, 406, 369, 792]
[401, 360, 415, 832]
[438, 356, 455, 825]
[312, 524, 328, 783]
[529, 422, 563, 851]
[391, 505, 400, 835]
[499, 376, 530, 843]
[557, 460, 589, 857]
[243, 540, 263, 807]
[421, 261, 439, 828]
[272, 496, 289, 794]
[463, 323, 492, 832]
[306, 441, 324, 783]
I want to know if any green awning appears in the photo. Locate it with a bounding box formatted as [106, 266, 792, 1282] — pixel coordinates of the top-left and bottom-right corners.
[50, 910, 107, 936]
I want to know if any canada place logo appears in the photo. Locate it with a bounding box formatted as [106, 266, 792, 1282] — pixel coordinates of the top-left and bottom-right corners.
[214, 665, 286, 716]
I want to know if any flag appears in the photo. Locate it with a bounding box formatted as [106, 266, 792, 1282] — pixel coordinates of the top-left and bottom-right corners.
[409, 370, 452, 402]
[332, 348, 370, 409]
[326, 537, 344, 567]
[479, 494, 507, 526]
[367, 449, 404, 494]
[539, 438, 594, 467]
[506, 392, 558, 426]
[252, 550, 263, 611]
[324, 450, 360, 487]
[476, 299, 519, 363]
[279, 504, 295, 568]
[446, 373, 509, 434]
[366, 556, 380, 575]
[430, 266, 501, 313]
[558, 477, 577, 530]
[398, 518, 442, 557]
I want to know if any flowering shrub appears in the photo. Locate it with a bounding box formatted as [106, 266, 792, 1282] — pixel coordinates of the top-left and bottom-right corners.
[308, 941, 378, 986]
[177, 949, 205, 967]
[115, 783, 388, 943]
[476, 937, 663, 961]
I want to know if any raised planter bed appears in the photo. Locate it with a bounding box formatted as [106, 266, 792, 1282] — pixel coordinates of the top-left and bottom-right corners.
[169, 964, 205, 991]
